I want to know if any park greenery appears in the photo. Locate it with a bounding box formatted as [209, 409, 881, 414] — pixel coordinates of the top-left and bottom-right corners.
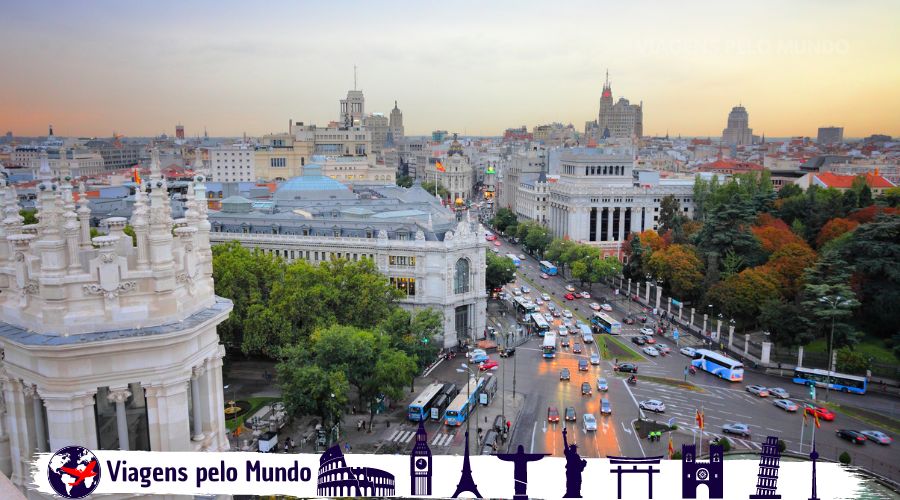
[212, 242, 444, 427]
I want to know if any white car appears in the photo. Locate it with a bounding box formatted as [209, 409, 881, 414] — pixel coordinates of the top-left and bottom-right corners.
[590, 302, 601, 311]
[639, 327, 654, 336]
[558, 326, 568, 336]
[521, 285, 531, 294]
[860, 430, 893, 445]
[773, 399, 798, 412]
[580, 291, 591, 299]
[514, 289, 522, 296]
[517, 254, 525, 260]
[746, 385, 769, 397]
[643, 346, 659, 357]
[565, 284, 576, 292]
[535, 298, 544, 305]
[680, 347, 697, 357]
[543, 313, 553, 322]
[639, 400, 666, 413]
[563, 309, 573, 318]
[768, 387, 790, 399]
[541, 293, 551, 301]
[722, 423, 751, 437]
[600, 303, 613, 312]
[583, 413, 598, 431]
[563, 319, 574, 328]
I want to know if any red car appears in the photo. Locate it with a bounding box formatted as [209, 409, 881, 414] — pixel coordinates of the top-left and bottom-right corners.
[564, 293, 576, 300]
[479, 359, 499, 371]
[493, 241, 502, 247]
[805, 406, 835, 421]
[548, 406, 560, 422]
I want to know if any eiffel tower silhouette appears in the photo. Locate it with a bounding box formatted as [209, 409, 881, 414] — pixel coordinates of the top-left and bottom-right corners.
[452, 430, 483, 498]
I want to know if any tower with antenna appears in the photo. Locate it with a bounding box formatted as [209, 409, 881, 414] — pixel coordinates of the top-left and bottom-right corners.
[340, 65, 365, 127]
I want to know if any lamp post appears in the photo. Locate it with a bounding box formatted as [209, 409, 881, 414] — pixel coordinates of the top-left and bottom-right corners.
[818, 295, 853, 401]
[456, 364, 475, 451]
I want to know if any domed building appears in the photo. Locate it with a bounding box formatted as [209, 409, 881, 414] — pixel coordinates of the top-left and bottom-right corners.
[427, 134, 474, 204]
[0, 150, 232, 492]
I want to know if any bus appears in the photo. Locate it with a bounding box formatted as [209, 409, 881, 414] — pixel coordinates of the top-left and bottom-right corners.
[539, 261, 558, 276]
[591, 312, 622, 335]
[408, 382, 445, 421]
[444, 377, 486, 426]
[792, 367, 867, 395]
[579, 324, 594, 344]
[506, 254, 521, 267]
[542, 332, 558, 359]
[513, 296, 536, 317]
[531, 313, 550, 336]
[690, 349, 744, 382]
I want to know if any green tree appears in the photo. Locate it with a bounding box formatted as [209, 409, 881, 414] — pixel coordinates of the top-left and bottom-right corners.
[545, 238, 577, 277]
[486, 251, 517, 291]
[623, 234, 645, 281]
[20, 209, 38, 225]
[369, 348, 419, 415]
[658, 195, 685, 237]
[524, 224, 552, 257]
[241, 304, 293, 357]
[778, 184, 803, 199]
[277, 347, 349, 427]
[491, 208, 517, 235]
[877, 187, 900, 207]
[836, 346, 870, 375]
[421, 181, 449, 200]
[377, 308, 443, 372]
[759, 299, 814, 346]
[123, 225, 137, 246]
[396, 175, 413, 188]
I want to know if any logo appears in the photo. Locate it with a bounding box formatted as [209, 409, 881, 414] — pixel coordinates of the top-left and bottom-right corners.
[47, 446, 101, 499]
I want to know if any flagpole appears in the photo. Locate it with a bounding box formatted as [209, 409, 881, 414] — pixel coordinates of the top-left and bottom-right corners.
[799, 411, 806, 455]
[701, 403, 705, 457]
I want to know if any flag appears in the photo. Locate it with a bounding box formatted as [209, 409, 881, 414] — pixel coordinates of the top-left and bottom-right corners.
[668, 436, 675, 459]
[436, 160, 446, 172]
[234, 423, 243, 437]
[695, 409, 704, 430]
[133, 166, 141, 184]
[803, 409, 809, 424]
[813, 410, 821, 429]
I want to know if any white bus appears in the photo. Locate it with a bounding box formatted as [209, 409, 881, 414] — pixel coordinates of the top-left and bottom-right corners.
[690, 349, 744, 382]
[531, 313, 550, 336]
[542, 332, 558, 359]
[591, 312, 622, 335]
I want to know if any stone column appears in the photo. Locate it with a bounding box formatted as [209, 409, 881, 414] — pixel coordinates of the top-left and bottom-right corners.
[761, 342, 772, 365]
[617, 208, 626, 242]
[702, 314, 707, 336]
[43, 393, 97, 452]
[107, 388, 132, 451]
[797, 346, 804, 368]
[715, 319, 722, 342]
[606, 206, 613, 242]
[204, 350, 229, 451]
[728, 324, 735, 349]
[655, 285, 662, 310]
[644, 281, 650, 303]
[2, 378, 28, 486]
[667, 297, 672, 316]
[743, 334, 750, 355]
[144, 378, 192, 451]
[24, 386, 47, 453]
[678, 303, 683, 322]
[689, 308, 695, 327]
[627, 278, 631, 297]
[191, 366, 206, 441]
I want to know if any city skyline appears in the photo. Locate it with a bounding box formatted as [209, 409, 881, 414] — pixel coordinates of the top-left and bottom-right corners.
[1, 0, 899, 138]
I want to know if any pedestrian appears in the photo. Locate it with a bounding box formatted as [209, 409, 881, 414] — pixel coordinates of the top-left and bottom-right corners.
[506, 420, 511, 433]
[615, 358, 618, 365]
[283, 439, 290, 453]
[345, 443, 351, 453]
[357, 420, 362, 432]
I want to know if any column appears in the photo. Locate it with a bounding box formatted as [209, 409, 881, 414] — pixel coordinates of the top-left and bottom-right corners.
[43, 393, 98, 452]
[617, 208, 626, 242]
[728, 324, 735, 349]
[627, 278, 631, 296]
[606, 206, 613, 242]
[715, 319, 722, 341]
[701, 314, 707, 335]
[145, 377, 192, 451]
[797, 346, 804, 368]
[3, 378, 28, 486]
[689, 308, 695, 327]
[667, 297, 672, 316]
[108, 388, 132, 451]
[28, 387, 47, 453]
[191, 366, 206, 441]
[678, 303, 683, 322]
[203, 350, 229, 451]
[761, 342, 772, 365]
[645, 281, 650, 303]
[655, 285, 662, 310]
[743, 334, 750, 355]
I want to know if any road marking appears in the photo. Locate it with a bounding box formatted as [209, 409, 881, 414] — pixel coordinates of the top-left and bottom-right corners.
[622, 378, 646, 419]
[388, 430, 400, 441]
[620, 422, 632, 434]
[530, 422, 537, 453]
[422, 357, 444, 377]
[630, 419, 647, 457]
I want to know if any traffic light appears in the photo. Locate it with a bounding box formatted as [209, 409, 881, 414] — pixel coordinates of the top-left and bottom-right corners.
[808, 382, 816, 400]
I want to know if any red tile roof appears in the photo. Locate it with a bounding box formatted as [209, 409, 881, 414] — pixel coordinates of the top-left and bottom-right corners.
[814, 172, 895, 189]
[698, 158, 765, 173]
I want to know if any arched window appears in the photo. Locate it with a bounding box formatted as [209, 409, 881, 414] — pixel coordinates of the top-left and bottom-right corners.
[454, 258, 470, 294]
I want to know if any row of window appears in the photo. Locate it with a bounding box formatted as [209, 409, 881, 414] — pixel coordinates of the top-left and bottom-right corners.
[389, 255, 416, 267]
[270, 158, 287, 167]
[390, 277, 416, 296]
[255, 247, 375, 263]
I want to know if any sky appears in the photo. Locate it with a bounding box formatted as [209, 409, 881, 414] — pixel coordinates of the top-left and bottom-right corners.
[1, 0, 899, 138]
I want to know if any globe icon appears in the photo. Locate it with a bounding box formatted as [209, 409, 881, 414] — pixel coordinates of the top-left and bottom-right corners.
[697, 468, 709, 481]
[47, 446, 101, 499]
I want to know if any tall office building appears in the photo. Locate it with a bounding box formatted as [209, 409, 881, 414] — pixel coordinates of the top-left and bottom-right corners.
[722, 105, 754, 146]
[597, 72, 643, 139]
[340, 90, 366, 127]
[176, 124, 185, 140]
[389, 101, 404, 142]
[817, 127, 844, 145]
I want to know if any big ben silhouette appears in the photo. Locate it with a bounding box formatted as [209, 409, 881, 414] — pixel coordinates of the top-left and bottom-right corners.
[410, 421, 433, 496]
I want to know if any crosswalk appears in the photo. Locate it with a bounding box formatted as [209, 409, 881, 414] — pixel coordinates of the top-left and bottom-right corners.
[385, 428, 456, 447]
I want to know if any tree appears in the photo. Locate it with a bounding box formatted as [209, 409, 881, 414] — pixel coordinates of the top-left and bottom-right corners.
[623, 234, 645, 281]
[751, 214, 803, 254]
[490, 208, 517, 234]
[815, 218, 859, 249]
[486, 251, 516, 291]
[759, 299, 814, 346]
[721, 249, 745, 280]
[369, 348, 418, 416]
[647, 244, 705, 300]
[778, 184, 803, 199]
[637, 230, 666, 252]
[421, 181, 449, 200]
[840, 214, 900, 338]
[19, 209, 38, 225]
[396, 175, 413, 188]
[377, 308, 443, 372]
[836, 346, 870, 375]
[705, 267, 780, 327]
[764, 242, 817, 299]
[839, 451, 851, 465]
[877, 186, 900, 207]
[658, 195, 684, 236]
[545, 238, 577, 277]
[277, 347, 349, 427]
[524, 224, 552, 258]
[241, 304, 293, 357]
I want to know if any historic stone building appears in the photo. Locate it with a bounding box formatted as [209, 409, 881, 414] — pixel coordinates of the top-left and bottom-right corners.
[589, 73, 643, 139]
[0, 150, 231, 493]
[722, 105, 754, 146]
[426, 136, 475, 204]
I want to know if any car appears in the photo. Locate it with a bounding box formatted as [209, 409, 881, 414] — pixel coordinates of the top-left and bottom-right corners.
[578, 359, 589, 371]
[768, 387, 790, 399]
[680, 347, 697, 357]
[860, 430, 893, 445]
[560, 368, 571, 380]
[493, 241, 502, 247]
[521, 285, 531, 294]
[639, 400, 666, 413]
[479, 359, 499, 371]
[746, 385, 770, 397]
[638, 315, 649, 323]
[564, 293, 576, 300]
[581, 382, 592, 395]
[470, 352, 489, 363]
[600, 399, 612, 415]
[583, 413, 598, 431]
[600, 303, 613, 312]
[558, 326, 568, 336]
[804, 406, 836, 421]
[540, 273, 549, 279]
[722, 423, 751, 437]
[541, 293, 551, 301]
[517, 254, 526, 260]
[492, 248, 500, 254]
[623, 316, 636, 325]
[655, 343, 671, 354]
[565, 284, 576, 292]
[543, 313, 553, 322]
[552, 309, 561, 317]
[590, 302, 602, 311]
[640, 327, 654, 336]
[562, 309, 572, 318]
[643, 346, 659, 357]
[548, 406, 560, 423]
[836, 429, 866, 445]
[535, 298, 544, 305]
[561, 337, 571, 348]
[499, 347, 516, 358]
[565, 406, 577, 421]
[563, 319, 574, 328]
[590, 353, 600, 365]
[644, 336, 656, 344]
[631, 336, 647, 346]
[597, 377, 609, 391]
[615, 363, 638, 373]
[514, 289, 522, 296]
[573, 343, 583, 354]
[580, 291, 591, 299]
[772, 399, 799, 412]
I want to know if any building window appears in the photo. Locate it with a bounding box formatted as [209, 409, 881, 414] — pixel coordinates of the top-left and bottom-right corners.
[270, 158, 286, 168]
[390, 277, 416, 296]
[454, 258, 470, 294]
[389, 255, 416, 267]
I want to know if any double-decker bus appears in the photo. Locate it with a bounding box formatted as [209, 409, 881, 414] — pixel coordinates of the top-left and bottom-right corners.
[579, 324, 594, 344]
[542, 332, 558, 359]
[408, 382, 445, 421]
[591, 312, 622, 335]
[513, 296, 536, 317]
[506, 254, 521, 267]
[443, 377, 486, 426]
[690, 349, 744, 382]
[792, 367, 867, 395]
[539, 261, 558, 276]
[531, 313, 550, 336]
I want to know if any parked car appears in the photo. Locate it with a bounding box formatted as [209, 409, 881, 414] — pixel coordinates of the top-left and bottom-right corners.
[860, 430, 893, 445]
[580, 291, 591, 299]
[804, 406, 836, 421]
[639, 400, 666, 413]
[680, 347, 697, 357]
[590, 302, 602, 311]
[564, 293, 576, 300]
[600, 303, 613, 312]
[601, 399, 612, 415]
[640, 327, 654, 336]
[578, 359, 589, 371]
[560, 368, 570, 380]
[615, 363, 638, 373]
[583, 413, 598, 431]
[597, 377, 609, 391]
[768, 387, 790, 399]
[773, 399, 799, 412]
[590, 353, 600, 365]
[548, 406, 560, 423]
[573, 343, 583, 354]
[643, 346, 660, 357]
[631, 336, 647, 346]
[499, 347, 516, 358]
[479, 359, 499, 371]
[565, 284, 576, 292]
[746, 385, 770, 397]
[540, 273, 549, 279]
[836, 429, 866, 445]
[722, 423, 751, 437]
[565, 406, 577, 421]
[656, 343, 671, 354]
[581, 382, 592, 395]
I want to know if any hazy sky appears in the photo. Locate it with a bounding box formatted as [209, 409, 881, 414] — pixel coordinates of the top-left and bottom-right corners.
[2, 0, 899, 138]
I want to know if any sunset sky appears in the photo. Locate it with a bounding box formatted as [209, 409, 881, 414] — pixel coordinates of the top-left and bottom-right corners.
[1, 0, 898, 138]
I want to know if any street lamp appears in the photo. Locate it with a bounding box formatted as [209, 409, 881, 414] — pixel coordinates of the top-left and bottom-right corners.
[457, 363, 476, 451]
[818, 295, 853, 401]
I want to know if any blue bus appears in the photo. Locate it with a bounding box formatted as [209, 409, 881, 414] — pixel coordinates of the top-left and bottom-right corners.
[531, 313, 550, 336]
[542, 332, 558, 359]
[443, 377, 486, 426]
[539, 261, 558, 275]
[579, 324, 594, 344]
[513, 296, 536, 317]
[591, 312, 622, 335]
[691, 349, 744, 382]
[506, 254, 521, 267]
[793, 367, 867, 395]
[408, 382, 445, 421]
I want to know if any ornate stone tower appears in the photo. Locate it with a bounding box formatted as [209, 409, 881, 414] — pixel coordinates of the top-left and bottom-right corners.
[0, 148, 232, 491]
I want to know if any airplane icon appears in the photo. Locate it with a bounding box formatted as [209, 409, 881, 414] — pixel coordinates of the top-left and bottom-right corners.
[60, 460, 97, 487]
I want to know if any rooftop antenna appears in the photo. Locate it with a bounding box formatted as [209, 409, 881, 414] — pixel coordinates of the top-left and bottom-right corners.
[354, 65, 357, 91]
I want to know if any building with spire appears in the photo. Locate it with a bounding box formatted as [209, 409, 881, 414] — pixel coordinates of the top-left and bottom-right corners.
[722, 105, 754, 146]
[0, 149, 232, 493]
[389, 101, 404, 143]
[428, 134, 475, 205]
[593, 71, 643, 140]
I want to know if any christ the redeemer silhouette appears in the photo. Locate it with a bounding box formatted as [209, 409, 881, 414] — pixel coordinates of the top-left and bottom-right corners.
[496, 444, 549, 500]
